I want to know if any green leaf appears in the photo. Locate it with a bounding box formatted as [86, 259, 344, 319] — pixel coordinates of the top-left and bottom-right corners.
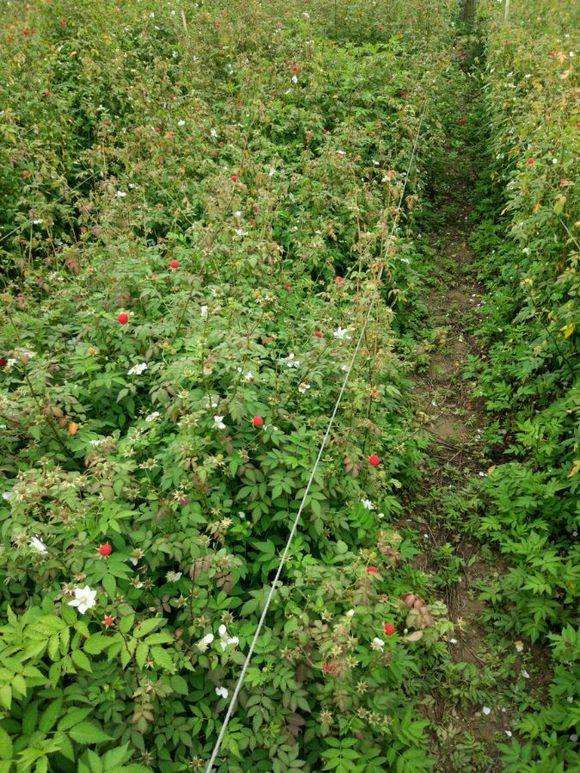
[72, 649, 93, 672]
[134, 618, 165, 638]
[144, 633, 173, 646]
[84, 634, 114, 655]
[68, 721, 112, 745]
[39, 698, 63, 734]
[0, 727, 12, 761]
[54, 732, 75, 761]
[170, 674, 189, 695]
[102, 744, 132, 766]
[102, 574, 117, 597]
[135, 642, 149, 669]
[22, 702, 38, 735]
[81, 749, 103, 773]
[150, 647, 175, 673]
[58, 707, 94, 731]
[35, 756, 48, 773]
[12, 675, 27, 698]
[119, 615, 134, 634]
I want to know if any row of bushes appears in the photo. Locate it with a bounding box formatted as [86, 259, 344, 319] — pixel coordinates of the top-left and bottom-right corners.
[0, 1, 459, 770]
[472, 0, 578, 768]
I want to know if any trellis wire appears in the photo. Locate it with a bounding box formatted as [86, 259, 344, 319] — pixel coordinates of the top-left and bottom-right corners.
[205, 101, 427, 772]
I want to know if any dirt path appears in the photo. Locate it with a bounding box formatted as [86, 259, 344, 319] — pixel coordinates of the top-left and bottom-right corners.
[404, 67, 513, 767]
[412, 205, 493, 639]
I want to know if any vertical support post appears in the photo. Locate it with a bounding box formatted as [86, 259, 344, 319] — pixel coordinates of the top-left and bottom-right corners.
[462, 0, 476, 23]
[504, 0, 510, 22]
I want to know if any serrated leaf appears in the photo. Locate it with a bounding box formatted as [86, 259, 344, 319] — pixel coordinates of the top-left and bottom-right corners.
[0, 686, 12, 711]
[144, 633, 173, 646]
[134, 618, 165, 638]
[150, 647, 175, 673]
[169, 674, 189, 695]
[135, 642, 149, 669]
[72, 650, 93, 672]
[12, 675, 26, 698]
[84, 634, 114, 655]
[103, 574, 117, 597]
[0, 727, 12, 760]
[58, 707, 94, 731]
[68, 721, 112, 745]
[39, 698, 63, 733]
[119, 615, 134, 634]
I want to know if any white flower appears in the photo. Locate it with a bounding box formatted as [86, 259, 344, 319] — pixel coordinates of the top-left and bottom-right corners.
[218, 625, 239, 650]
[371, 637, 385, 651]
[197, 633, 214, 652]
[145, 411, 160, 422]
[283, 353, 301, 368]
[302, 11, 310, 18]
[200, 305, 208, 318]
[213, 415, 226, 430]
[482, 706, 491, 716]
[298, 382, 311, 394]
[361, 499, 375, 510]
[89, 438, 106, 447]
[235, 228, 246, 237]
[337, 149, 346, 157]
[215, 686, 229, 699]
[522, 669, 530, 679]
[30, 536, 47, 555]
[68, 585, 97, 615]
[128, 362, 148, 376]
[210, 128, 218, 138]
[346, 609, 355, 618]
[2, 491, 13, 501]
[166, 571, 182, 582]
[244, 371, 254, 382]
[115, 190, 127, 198]
[32, 218, 43, 225]
[234, 210, 242, 218]
[333, 327, 351, 340]
[449, 638, 458, 644]
[505, 730, 512, 737]
[291, 75, 298, 84]
[177, 119, 186, 127]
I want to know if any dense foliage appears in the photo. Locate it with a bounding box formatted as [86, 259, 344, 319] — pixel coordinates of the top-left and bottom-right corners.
[470, 0, 578, 767]
[0, 0, 577, 770]
[0, 1, 460, 770]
